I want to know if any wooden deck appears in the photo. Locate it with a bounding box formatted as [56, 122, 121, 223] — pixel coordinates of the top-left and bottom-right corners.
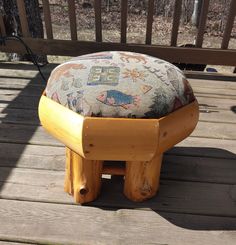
[0, 62, 236, 245]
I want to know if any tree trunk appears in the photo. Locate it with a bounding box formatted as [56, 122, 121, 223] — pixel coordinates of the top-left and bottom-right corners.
[191, 0, 203, 27]
[0, 0, 47, 64]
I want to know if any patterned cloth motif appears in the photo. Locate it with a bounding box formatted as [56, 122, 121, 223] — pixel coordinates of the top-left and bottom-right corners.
[46, 51, 195, 118]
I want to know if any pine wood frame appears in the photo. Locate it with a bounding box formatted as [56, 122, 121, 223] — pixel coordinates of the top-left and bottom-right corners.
[39, 93, 199, 203]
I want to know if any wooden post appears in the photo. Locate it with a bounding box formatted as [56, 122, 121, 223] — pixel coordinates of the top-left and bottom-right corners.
[124, 153, 163, 202]
[64, 148, 103, 204]
[64, 147, 74, 195]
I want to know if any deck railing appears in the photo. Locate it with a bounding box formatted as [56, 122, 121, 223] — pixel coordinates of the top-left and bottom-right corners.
[0, 0, 235, 66]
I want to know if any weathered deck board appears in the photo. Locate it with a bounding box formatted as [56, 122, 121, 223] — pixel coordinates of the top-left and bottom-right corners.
[1, 167, 236, 217]
[189, 78, 236, 89]
[0, 199, 236, 245]
[0, 108, 40, 125]
[0, 143, 64, 170]
[0, 95, 40, 110]
[162, 154, 236, 184]
[174, 137, 236, 155]
[0, 242, 34, 245]
[0, 139, 235, 172]
[0, 124, 62, 146]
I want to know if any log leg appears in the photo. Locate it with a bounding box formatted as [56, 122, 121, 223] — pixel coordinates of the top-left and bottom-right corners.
[64, 147, 73, 195]
[64, 148, 103, 204]
[124, 153, 163, 202]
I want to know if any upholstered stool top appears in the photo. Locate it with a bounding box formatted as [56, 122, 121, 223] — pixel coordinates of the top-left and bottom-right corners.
[46, 51, 195, 118]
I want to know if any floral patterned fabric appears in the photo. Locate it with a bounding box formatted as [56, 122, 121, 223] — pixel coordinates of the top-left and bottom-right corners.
[46, 51, 195, 118]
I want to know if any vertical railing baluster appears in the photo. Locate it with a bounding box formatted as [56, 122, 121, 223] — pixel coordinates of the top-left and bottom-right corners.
[0, 15, 6, 36]
[94, 0, 102, 42]
[221, 0, 236, 49]
[195, 0, 210, 48]
[120, 0, 128, 43]
[146, 0, 155, 45]
[170, 0, 182, 47]
[42, 0, 53, 39]
[16, 0, 30, 37]
[68, 0, 77, 41]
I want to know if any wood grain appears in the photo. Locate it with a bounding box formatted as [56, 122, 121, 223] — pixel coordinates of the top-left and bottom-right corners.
[174, 137, 236, 155]
[94, 0, 102, 42]
[0, 108, 40, 125]
[0, 242, 34, 245]
[68, 0, 77, 41]
[0, 94, 40, 110]
[1, 168, 236, 217]
[65, 148, 103, 203]
[0, 199, 235, 245]
[16, 0, 30, 37]
[189, 78, 236, 90]
[120, 0, 128, 43]
[192, 121, 236, 140]
[196, 0, 210, 48]
[145, 0, 155, 45]
[0, 29, 236, 245]
[124, 154, 163, 201]
[0, 123, 62, 146]
[0, 15, 6, 36]
[0, 143, 64, 170]
[0, 116, 234, 146]
[1, 38, 236, 66]
[162, 154, 236, 184]
[42, 0, 53, 39]
[221, 0, 236, 49]
[170, 0, 182, 46]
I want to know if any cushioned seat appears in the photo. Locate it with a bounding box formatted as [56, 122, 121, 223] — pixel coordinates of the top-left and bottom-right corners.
[39, 51, 198, 204]
[46, 51, 195, 118]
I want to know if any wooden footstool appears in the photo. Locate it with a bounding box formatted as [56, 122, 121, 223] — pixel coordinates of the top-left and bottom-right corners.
[39, 51, 199, 204]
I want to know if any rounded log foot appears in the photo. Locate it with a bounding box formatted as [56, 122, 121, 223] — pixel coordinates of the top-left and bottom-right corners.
[64, 148, 103, 204]
[124, 154, 163, 202]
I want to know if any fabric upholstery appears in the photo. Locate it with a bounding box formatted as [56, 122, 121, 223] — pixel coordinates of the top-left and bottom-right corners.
[46, 51, 195, 118]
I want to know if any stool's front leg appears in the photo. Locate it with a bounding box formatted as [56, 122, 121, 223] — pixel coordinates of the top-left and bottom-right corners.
[64, 148, 103, 204]
[64, 148, 74, 195]
[124, 153, 163, 202]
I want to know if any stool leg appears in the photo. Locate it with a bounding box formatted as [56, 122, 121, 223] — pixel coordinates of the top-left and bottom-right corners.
[64, 148, 73, 195]
[124, 153, 163, 202]
[64, 148, 103, 204]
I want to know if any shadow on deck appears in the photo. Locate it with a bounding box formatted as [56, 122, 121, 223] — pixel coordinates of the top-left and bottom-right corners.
[0, 62, 236, 244]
